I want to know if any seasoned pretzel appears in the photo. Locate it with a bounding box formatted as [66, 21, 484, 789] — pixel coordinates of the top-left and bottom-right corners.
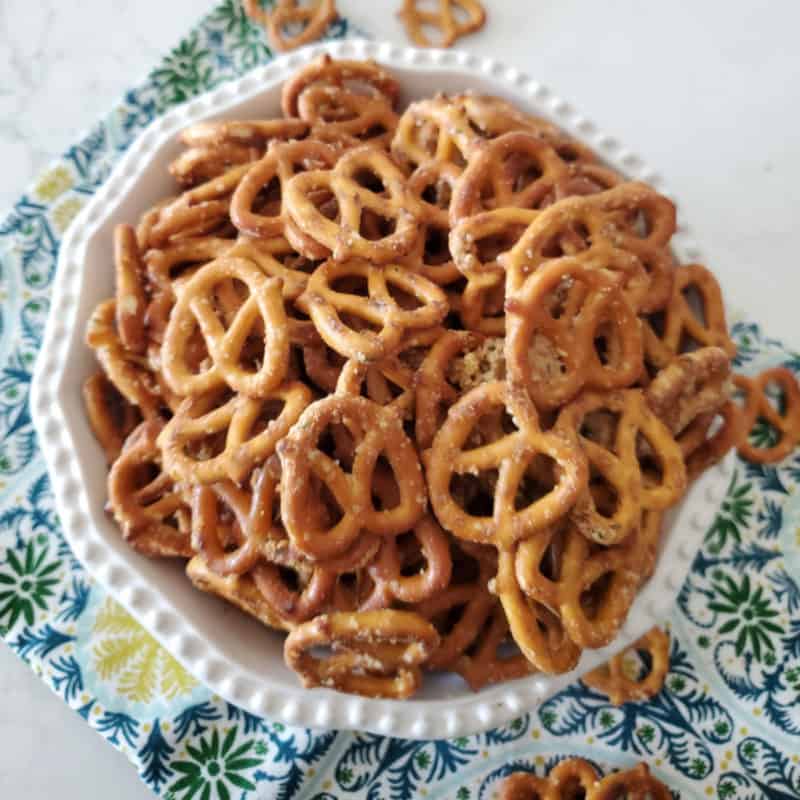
[159, 381, 312, 484]
[285, 145, 423, 263]
[86, 299, 160, 417]
[297, 258, 447, 362]
[278, 395, 426, 559]
[513, 519, 642, 649]
[506, 258, 644, 410]
[170, 142, 262, 187]
[398, 0, 486, 48]
[643, 263, 736, 369]
[734, 367, 800, 463]
[502, 182, 676, 314]
[83, 371, 141, 463]
[246, 0, 337, 53]
[144, 236, 235, 295]
[499, 758, 599, 800]
[107, 419, 193, 558]
[113, 224, 148, 354]
[555, 389, 687, 545]
[426, 381, 588, 548]
[283, 610, 439, 698]
[592, 764, 671, 800]
[583, 626, 670, 705]
[230, 139, 338, 239]
[179, 118, 309, 150]
[496, 548, 582, 673]
[163, 256, 289, 397]
[281, 55, 401, 118]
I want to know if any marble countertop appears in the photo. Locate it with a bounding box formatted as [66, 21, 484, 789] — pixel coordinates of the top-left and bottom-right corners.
[3, 1, 800, 797]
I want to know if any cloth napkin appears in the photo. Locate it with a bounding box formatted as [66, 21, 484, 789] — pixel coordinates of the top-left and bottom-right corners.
[1, 3, 799, 798]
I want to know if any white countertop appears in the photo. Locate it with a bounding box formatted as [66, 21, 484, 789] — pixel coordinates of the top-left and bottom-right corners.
[2, 1, 800, 796]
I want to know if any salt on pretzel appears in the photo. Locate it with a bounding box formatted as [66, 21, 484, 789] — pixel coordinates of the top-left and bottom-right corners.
[285, 145, 423, 263]
[505, 257, 644, 410]
[283, 609, 440, 698]
[249, 0, 337, 53]
[583, 626, 670, 705]
[162, 255, 289, 398]
[398, 0, 486, 49]
[425, 380, 588, 548]
[114, 224, 148, 355]
[159, 381, 312, 484]
[734, 367, 800, 463]
[278, 394, 426, 560]
[281, 54, 401, 118]
[107, 419, 193, 558]
[297, 258, 447, 362]
[643, 263, 737, 370]
[83, 371, 141, 464]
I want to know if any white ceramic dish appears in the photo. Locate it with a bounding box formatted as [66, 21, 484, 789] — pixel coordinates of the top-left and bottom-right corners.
[30, 38, 733, 740]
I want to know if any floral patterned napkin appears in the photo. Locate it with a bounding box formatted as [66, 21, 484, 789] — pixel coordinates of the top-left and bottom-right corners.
[1, 3, 799, 798]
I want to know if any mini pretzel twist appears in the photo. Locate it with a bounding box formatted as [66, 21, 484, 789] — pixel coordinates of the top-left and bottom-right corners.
[158, 381, 312, 484]
[734, 367, 800, 463]
[285, 145, 423, 263]
[297, 258, 448, 362]
[643, 263, 737, 369]
[245, 0, 337, 53]
[114, 224, 148, 355]
[283, 609, 440, 698]
[583, 626, 670, 705]
[107, 419, 193, 558]
[425, 381, 588, 548]
[555, 389, 687, 545]
[591, 764, 671, 800]
[277, 395, 427, 560]
[83, 371, 141, 464]
[162, 256, 290, 397]
[505, 257, 644, 410]
[398, 0, 486, 48]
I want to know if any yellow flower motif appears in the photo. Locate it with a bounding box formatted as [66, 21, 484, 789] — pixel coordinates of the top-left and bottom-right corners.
[51, 197, 85, 233]
[34, 166, 73, 202]
[91, 599, 197, 704]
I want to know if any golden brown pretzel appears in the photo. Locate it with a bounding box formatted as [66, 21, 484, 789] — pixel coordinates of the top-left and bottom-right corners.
[555, 389, 687, 545]
[297, 258, 448, 362]
[734, 367, 800, 463]
[83, 371, 141, 464]
[505, 257, 644, 410]
[398, 0, 486, 48]
[591, 764, 671, 800]
[158, 381, 312, 484]
[642, 263, 737, 369]
[285, 145, 423, 263]
[114, 224, 148, 355]
[179, 118, 309, 150]
[107, 419, 193, 558]
[230, 139, 338, 240]
[583, 626, 670, 705]
[170, 142, 262, 187]
[499, 757, 600, 800]
[277, 394, 426, 559]
[162, 256, 289, 398]
[426, 380, 588, 548]
[283, 610, 439, 698]
[257, 0, 337, 53]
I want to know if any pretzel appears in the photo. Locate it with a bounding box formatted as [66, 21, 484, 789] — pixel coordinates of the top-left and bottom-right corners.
[283, 610, 439, 698]
[83, 371, 141, 463]
[113, 224, 148, 354]
[426, 381, 588, 548]
[180, 118, 309, 151]
[398, 0, 486, 48]
[502, 183, 676, 314]
[591, 764, 671, 800]
[162, 256, 289, 397]
[505, 257, 644, 410]
[583, 626, 670, 705]
[245, 0, 337, 52]
[144, 236, 235, 296]
[285, 145, 423, 263]
[230, 139, 338, 240]
[281, 55, 401, 118]
[86, 299, 161, 417]
[278, 394, 426, 559]
[513, 518, 642, 649]
[555, 389, 686, 545]
[298, 85, 398, 148]
[107, 419, 193, 558]
[297, 258, 447, 362]
[302, 337, 346, 393]
[159, 381, 312, 484]
[734, 367, 800, 463]
[642, 263, 736, 370]
[170, 142, 262, 187]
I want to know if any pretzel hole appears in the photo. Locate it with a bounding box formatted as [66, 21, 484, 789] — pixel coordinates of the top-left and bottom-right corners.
[579, 571, 614, 619]
[277, 565, 301, 593]
[579, 410, 619, 447]
[504, 153, 545, 195]
[184, 430, 228, 462]
[553, 142, 582, 163]
[387, 281, 425, 311]
[423, 226, 452, 265]
[476, 227, 526, 262]
[311, 474, 346, 529]
[552, 773, 589, 799]
[252, 175, 282, 216]
[589, 479, 620, 519]
[449, 472, 497, 516]
[396, 531, 425, 576]
[421, 179, 453, 210]
[635, 432, 665, 485]
[316, 424, 356, 471]
[353, 168, 387, 195]
[371, 456, 402, 511]
[331, 274, 369, 295]
[309, 188, 340, 221]
[359, 210, 397, 240]
[515, 455, 559, 511]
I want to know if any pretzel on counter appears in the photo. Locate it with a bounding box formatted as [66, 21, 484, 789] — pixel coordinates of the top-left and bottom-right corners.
[398, 0, 486, 49]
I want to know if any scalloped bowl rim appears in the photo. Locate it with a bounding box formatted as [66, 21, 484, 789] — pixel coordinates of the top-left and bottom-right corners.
[30, 38, 733, 740]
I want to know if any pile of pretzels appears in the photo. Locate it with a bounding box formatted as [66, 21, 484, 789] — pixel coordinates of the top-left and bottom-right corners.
[84, 55, 764, 699]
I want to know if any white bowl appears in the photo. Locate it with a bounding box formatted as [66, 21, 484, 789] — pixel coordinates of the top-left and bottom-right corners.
[30, 38, 732, 739]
